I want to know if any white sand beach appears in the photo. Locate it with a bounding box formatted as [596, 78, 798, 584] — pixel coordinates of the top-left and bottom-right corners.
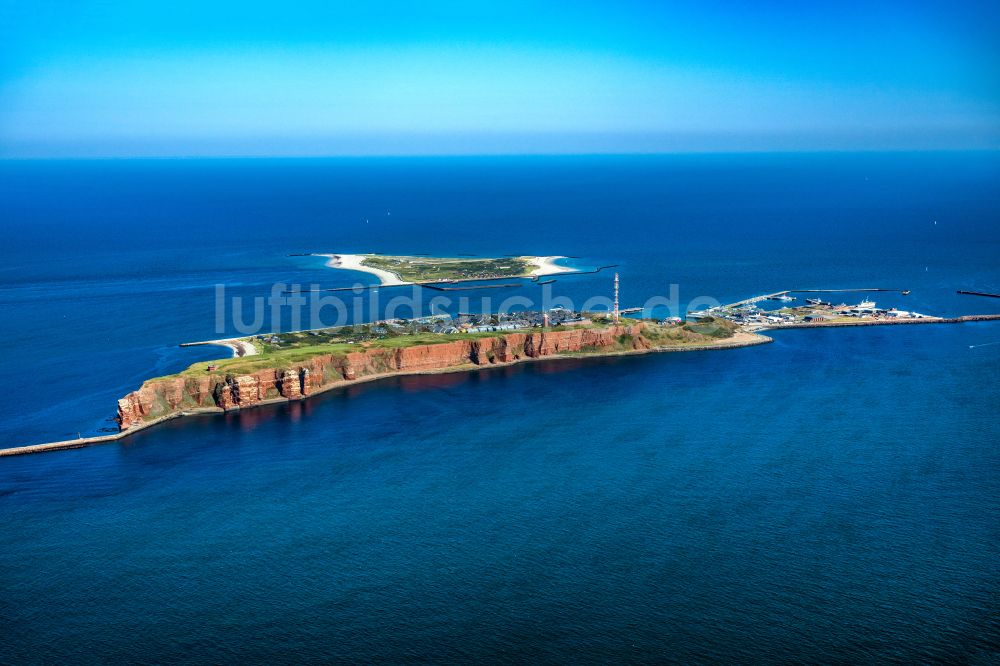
[529, 255, 573, 276]
[183, 338, 258, 358]
[318, 254, 411, 286]
[221, 339, 258, 357]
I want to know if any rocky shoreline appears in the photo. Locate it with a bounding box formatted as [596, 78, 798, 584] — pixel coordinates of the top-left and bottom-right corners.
[3, 325, 770, 457]
[7, 312, 998, 457]
[115, 324, 770, 431]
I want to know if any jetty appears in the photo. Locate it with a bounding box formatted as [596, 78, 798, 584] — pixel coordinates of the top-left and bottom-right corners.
[0, 432, 126, 457]
[957, 290, 1000, 299]
[790, 288, 909, 293]
[725, 291, 789, 308]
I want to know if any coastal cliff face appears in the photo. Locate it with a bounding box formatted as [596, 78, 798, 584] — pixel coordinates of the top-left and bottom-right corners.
[116, 324, 650, 430]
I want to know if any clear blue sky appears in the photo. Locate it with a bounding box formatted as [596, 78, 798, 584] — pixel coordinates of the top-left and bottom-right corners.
[1, 0, 998, 157]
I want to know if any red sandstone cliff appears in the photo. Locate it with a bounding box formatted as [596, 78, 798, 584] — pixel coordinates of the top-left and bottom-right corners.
[116, 324, 652, 430]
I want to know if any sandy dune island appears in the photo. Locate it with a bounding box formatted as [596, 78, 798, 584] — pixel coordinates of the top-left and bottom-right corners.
[320, 253, 573, 285]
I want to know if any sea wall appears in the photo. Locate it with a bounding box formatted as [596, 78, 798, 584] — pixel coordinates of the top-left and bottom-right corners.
[116, 324, 651, 430]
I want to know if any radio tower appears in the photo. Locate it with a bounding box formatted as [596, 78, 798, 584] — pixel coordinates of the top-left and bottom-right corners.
[613, 272, 620, 323]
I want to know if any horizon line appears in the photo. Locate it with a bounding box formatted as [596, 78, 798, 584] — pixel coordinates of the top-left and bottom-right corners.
[4, 147, 1000, 162]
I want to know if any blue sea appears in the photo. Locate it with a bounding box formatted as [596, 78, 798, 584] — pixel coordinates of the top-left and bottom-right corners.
[1, 153, 998, 663]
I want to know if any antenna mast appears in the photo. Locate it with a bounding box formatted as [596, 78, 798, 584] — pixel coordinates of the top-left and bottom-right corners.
[613, 273, 620, 323]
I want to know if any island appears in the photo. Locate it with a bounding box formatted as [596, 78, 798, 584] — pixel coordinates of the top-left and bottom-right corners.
[4, 287, 999, 457]
[114, 313, 761, 433]
[318, 253, 574, 284]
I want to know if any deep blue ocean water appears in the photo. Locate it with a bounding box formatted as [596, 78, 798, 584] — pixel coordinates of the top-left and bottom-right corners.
[1, 154, 998, 663]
